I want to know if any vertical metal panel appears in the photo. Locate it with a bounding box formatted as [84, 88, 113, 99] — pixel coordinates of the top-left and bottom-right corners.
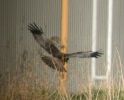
[0, 1, 17, 95]
[96, 0, 108, 76]
[16, 0, 62, 88]
[112, 0, 124, 85]
[0, 0, 124, 94]
[68, 0, 93, 92]
[91, 0, 97, 83]
[0, 0, 17, 78]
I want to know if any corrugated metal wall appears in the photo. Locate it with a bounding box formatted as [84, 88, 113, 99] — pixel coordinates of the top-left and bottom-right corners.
[68, 0, 93, 92]
[0, 0, 17, 86]
[16, 0, 62, 90]
[0, 0, 124, 93]
[112, 0, 124, 85]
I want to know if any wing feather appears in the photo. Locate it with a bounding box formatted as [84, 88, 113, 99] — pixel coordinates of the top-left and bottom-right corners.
[28, 23, 62, 58]
[41, 56, 66, 72]
[66, 50, 103, 58]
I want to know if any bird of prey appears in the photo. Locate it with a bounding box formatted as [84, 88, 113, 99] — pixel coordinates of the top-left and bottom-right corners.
[28, 23, 102, 72]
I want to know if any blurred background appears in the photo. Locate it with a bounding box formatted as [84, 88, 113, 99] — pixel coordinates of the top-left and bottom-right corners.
[0, 0, 124, 95]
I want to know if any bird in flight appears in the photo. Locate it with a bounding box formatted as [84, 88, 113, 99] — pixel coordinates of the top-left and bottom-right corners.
[28, 23, 103, 72]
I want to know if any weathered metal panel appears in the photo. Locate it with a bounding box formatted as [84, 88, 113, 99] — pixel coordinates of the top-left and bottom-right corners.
[112, 0, 124, 85]
[68, 0, 93, 92]
[96, 0, 108, 76]
[0, 0, 124, 93]
[16, 0, 62, 89]
[0, 0, 17, 78]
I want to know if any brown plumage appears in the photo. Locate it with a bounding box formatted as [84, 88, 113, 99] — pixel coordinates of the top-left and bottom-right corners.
[28, 23, 103, 72]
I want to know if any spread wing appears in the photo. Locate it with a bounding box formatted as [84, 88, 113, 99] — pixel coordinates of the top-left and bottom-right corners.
[66, 50, 103, 58]
[28, 23, 103, 72]
[28, 23, 62, 58]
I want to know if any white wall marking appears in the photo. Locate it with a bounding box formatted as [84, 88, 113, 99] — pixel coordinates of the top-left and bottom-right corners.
[92, 0, 97, 82]
[107, 0, 113, 80]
